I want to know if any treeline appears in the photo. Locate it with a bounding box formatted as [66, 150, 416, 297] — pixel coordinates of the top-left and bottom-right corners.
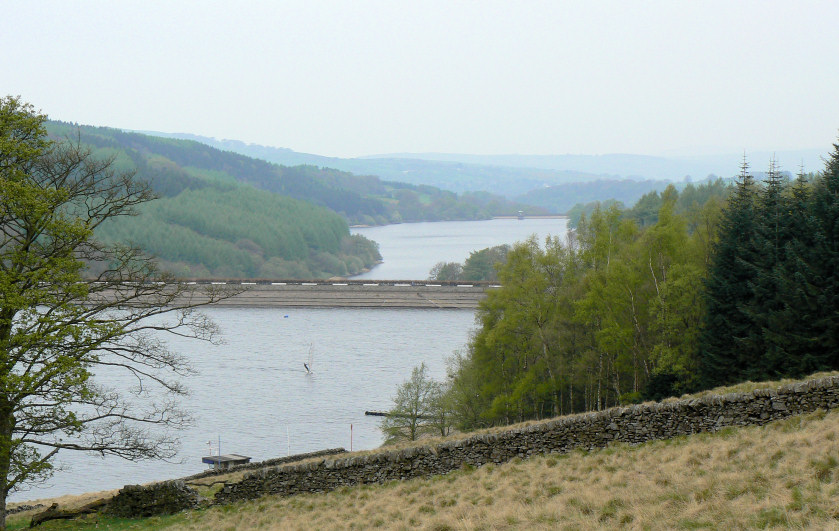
[439, 142, 839, 430]
[566, 178, 732, 229]
[425, 180, 732, 283]
[428, 245, 511, 282]
[700, 157, 839, 388]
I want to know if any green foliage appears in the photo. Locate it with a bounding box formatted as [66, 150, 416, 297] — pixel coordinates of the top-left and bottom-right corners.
[381, 363, 449, 443]
[623, 179, 731, 229]
[699, 144, 839, 387]
[567, 179, 730, 230]
[566, 199, 623, 229]
[0, 97, 231, 528]
[461, 245, 511, 282]
[447, 136, 839, 430]
[45, 122, 383, 278]
[42, 122, 544, 278]
[96, 185, 377, 278]
[445, 183, 722, 426]
[427, 245, 510, 282]
[428, 262, 462, 281]
[46, 122, 538, 226]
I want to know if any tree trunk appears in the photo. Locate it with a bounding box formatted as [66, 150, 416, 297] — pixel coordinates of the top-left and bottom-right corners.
[0, 408, 11, 531]
[29, 498, 110, 528]
[597, 353, 603, 411]
[0, 488, 6, 531]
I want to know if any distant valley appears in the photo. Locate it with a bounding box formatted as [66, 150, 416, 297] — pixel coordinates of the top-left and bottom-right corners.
[143, 131, 827, 212]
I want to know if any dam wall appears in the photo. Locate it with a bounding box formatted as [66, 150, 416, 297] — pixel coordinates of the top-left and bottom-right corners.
[81, 280, 491, 309]
[204, 281, 491, 309]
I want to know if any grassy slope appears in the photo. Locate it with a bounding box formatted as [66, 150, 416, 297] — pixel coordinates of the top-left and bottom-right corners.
[10, 374, 839, 529]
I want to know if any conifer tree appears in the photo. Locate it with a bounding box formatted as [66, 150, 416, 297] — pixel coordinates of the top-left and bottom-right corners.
[698, 158, 760, 387]
[795, 141, 839, 367]
[770, 168, 819, 375]
[742, 160, 791, 379]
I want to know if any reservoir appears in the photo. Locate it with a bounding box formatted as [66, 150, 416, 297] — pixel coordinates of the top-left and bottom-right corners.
[14, 218, 568, 502]
[351, 217, 568, 279]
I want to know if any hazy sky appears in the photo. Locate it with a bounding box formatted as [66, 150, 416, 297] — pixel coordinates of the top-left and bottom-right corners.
[4, 1, 838, 158]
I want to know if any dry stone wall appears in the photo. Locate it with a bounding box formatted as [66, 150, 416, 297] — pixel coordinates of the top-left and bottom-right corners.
[215, 375, 839, 504]
[179, 448, 346, 483]
[106, 481, 205, 518]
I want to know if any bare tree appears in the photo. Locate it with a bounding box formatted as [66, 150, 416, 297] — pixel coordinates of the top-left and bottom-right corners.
[0, 96, 234, 528]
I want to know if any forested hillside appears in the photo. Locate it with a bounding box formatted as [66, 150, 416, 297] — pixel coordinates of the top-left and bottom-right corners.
[146, 132, 605, 197]
[83, 125, 539, 224]
[517, 178, 688, 213]
[44, 122, 382, 278]
[441, 141, 839, 429]
[43, 122, 538, 278]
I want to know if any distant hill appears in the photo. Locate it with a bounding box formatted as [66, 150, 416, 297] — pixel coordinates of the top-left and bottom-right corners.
[129, 130, 541, 220]
[142, 132, 828, 206]
[46, 122, 387, 279]
[45, 122, 543, 277]
[139, 132, 608, 197]
[363, 150, 827, 183]
[515, 179, 682, 214]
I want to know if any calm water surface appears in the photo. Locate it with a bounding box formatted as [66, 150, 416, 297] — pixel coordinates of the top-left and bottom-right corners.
[15, 218, 567, 502]
[15, 307, 474, 501]
[351, 217, 569, 279]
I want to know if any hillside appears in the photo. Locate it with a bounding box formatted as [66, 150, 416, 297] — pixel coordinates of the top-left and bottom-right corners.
[8, 373, 839, 529]
[141, 132, 604, 197]
[45, 122, 383, 278]
[176, 409, 839, 530]
[146, 134, 830, 217]
[119, 128, 540, 221]
[44, 123, 536, 278]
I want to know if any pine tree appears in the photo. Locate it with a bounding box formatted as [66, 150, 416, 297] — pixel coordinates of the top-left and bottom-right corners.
[796, 141, 839, 368]
[698, 158, 760, 387]
[743, 160, 791, 380]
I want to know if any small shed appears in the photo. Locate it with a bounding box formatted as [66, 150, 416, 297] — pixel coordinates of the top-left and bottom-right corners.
[201, 453, 252, 471]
